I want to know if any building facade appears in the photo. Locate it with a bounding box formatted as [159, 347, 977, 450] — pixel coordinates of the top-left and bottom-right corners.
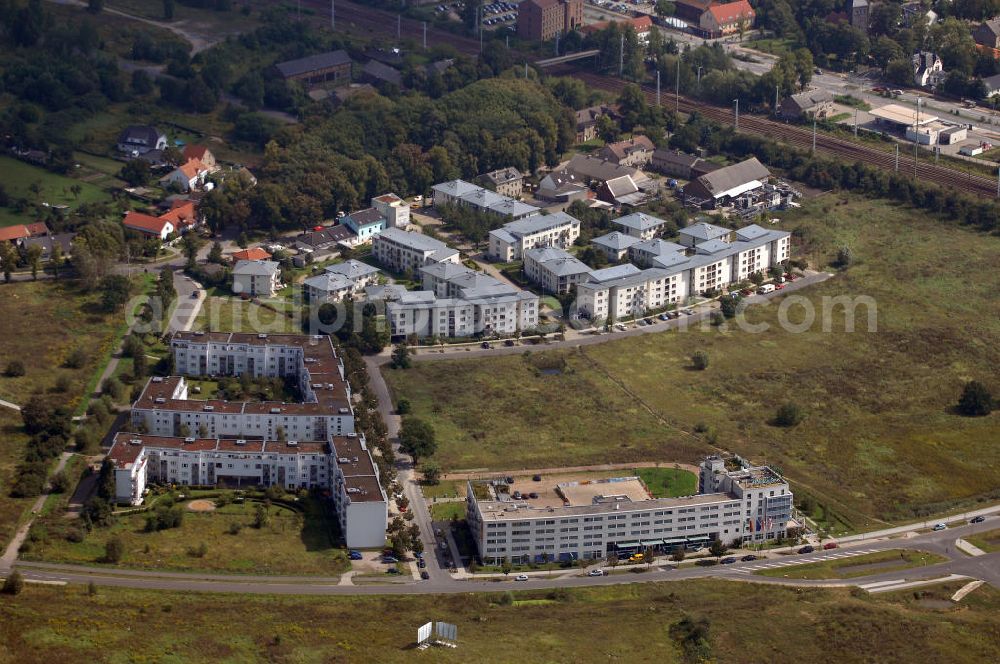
[522, 246, 593, 294]
[372, 227, 460, 275]
[487, 211, 582, 262]
[466, 456, 792, 564]
[517, 0, 583, 42]
[232, 259, 280, 297]
[478, 168, 524, 199]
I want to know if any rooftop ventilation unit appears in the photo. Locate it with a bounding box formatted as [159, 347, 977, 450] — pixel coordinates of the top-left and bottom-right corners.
[346, 432, 357, 438]
[151, 376, 164, 383]
[338, 408, 350, 414]
[270, 407, 281, 414]
[312, 383, 323, 389]
[203, 405, 214, 411]
[129, 438, 143, 445]
[338, 457, 350, 463]
[236, 439, 247, 445]
[287, 441, 298, 447]
[257, 333, 268, 339]
[352, 456, 359, 463]
[154, 397, 166, 404]
[347, 487, 361, 494]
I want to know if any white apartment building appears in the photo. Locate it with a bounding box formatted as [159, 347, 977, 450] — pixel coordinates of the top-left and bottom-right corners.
[376, 288, 539, 339]
[108, 433, 387, 548]
[577, 223, 790, 319]
[522, 246, 593, 294]
[232, 259, 280, 297]
[372, 227, 460, 275]
[432, 179, 537, 220]
[466, 456, 792, 564]
[576, 264, 685, 321]
[371, 193, 410, 229]
[303, 259, 381, 303]
[488, 211, 582, 262]
[591, 231, 640, 262]
[612, 212, 672, 240]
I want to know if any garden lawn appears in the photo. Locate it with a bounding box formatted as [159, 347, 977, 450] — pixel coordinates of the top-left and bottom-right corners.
[635, 467, 698, 498]
[0, 579, 998, 662]
[755, 549, 948, 580]
[22, 495, 349, 576]
[193, 296, 302, 333]
[384, 195, 1000, 528]
[430, 502, 466, 521]
[0, 156, 111, 228]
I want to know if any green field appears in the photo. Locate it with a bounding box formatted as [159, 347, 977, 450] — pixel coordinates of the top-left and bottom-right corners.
[0, 156, 111, 228]
[967, 529, 1000, 554]
[23, 494, 349, 576]
[0, 579, 997, 662]
[430, 501, 466, 521]
[756, 549, 948, 580]
[384, 196, 1000, 527]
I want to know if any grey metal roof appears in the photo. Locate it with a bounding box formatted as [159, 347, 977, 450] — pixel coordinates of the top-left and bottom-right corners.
[419, 262, 474, 281]
[377, 227, 453, 253]
[432, 179, 481, 199]
[233, 260, 279, 276]
[324, 259, 380, 280]
[613, 212, 669, 232]
[651, 149, 699, 168]
[587, 263, 642, 283]
[344, 208, 385, 227]
[118, 125, 162, 147]
[565, 154, 643, 184]
[525, 247, 592, 277]
[304, 272, 353, 293]
[362, 59, 402, 86]
[489, 228, 518, 245]
[275, 50, 351, 78]
[500, 211, 580, 238]
[786, 88, 834, 110]
[487, 199, 538, 218]
[592, 231, 640, 251]
[685, 158, 770, 199]
[631, 238, 685, 256]
[694, 239, 732, 255]
[679, 221, 731, 243]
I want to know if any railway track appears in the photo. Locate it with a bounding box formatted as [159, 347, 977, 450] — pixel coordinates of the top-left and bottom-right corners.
[325, 2, 998, 198]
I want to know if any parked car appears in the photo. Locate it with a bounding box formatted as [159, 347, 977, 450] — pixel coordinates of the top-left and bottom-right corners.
[383, 555, 399, 563]
[506, 476, 515, 484]
[420, 570, 430, 580]
[741, 554, 757, 562]
[588, 569, 606, 576]
[971, 515, 986, 524]
[658, 313, 670, 321]
[797, 545, 814, 554]
[439, 541, 448, 550]
[528, 492, 538, 499]
[481, 342, 492, 349]
[740, 288, 753, 296]
[933, 523, 947, 531]
[823, 542, 838, 550]
[774, 283, 785, 290]
[386, 567, 401, 574]
[515, 574, 529, 581]
[504, 339, 515, 346]
[720, 557, 737, 564]
[512, 491, 522, 499]
[417, 559, 426, 568]
[349, 550, 363, 560]
[682, 309, 695, 316]
[532, 475, 542, 482]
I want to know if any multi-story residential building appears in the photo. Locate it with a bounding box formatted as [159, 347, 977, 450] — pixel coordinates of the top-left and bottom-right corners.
[303, 259, 381, 303]
[522, 246, 593, 294]
[372, 227, 460, 275]
[109, 332, 386, 547]
[375, 288, 539, 339]
[371, 193, 410, 229]
[488, 211, 582, 261]
[591, 231, 640, 262]
[517, 0, 583, 42]
[478, 168, 524, 199]
[342, 208, 387, 243]
[612, 212, 672, 240]
[466, 456, 792, 564]
[576, 264, 683, 320]
[432, 180, 538, 220]
[628, 238, 687, 268]
[578, 222, 791, 318]
[597, 136, 656, 168]
[108, 432, 386, 548]
[232, 260, 280, 297]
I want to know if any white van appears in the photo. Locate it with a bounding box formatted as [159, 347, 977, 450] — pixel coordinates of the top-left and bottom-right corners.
[758, 284, 776, 295]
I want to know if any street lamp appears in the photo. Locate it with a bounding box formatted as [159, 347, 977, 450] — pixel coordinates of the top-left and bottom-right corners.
[733, 99, 739, 130]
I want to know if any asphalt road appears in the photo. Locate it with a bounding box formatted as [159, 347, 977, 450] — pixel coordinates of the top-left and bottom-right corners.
[10, 517, 999, 595]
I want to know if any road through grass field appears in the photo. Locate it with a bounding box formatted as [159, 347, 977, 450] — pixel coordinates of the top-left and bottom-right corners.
[0, 579, 997, 662]
[384, 195, 1000, 527]
[755, 549, 948, 580]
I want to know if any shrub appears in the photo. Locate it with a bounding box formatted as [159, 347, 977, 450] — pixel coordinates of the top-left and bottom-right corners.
[50, 470, 70, 494]
[2, 571, 24, 595]
[774, 402, 804, 427]
[65, 527, 85, 543]
[957, 381, 993, 417]
[227, 522, 242, 535]
[397, 398, 412, 415]
[187, 542, 208, 558]
[691, 351, 709, 371]
[4, 360, 25, 377]
[53, 374, 73, 393]
[835, 246, 852, 268]
[103, 536, 124, 563]
[64, 348, 87, 369]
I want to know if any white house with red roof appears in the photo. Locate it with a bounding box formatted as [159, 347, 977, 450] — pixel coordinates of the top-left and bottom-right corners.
[699, 0, 755, 37]
[181, 144, 217, 170]
[123, 211, 174, 240]
[160, 159, 211, 193]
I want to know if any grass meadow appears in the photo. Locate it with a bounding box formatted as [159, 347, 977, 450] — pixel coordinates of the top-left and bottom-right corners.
[385, 195, 1000, 528]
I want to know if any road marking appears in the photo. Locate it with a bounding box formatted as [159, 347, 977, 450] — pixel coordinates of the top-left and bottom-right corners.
[737, 549, 883, 573]
[862, 574, 968, 594]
